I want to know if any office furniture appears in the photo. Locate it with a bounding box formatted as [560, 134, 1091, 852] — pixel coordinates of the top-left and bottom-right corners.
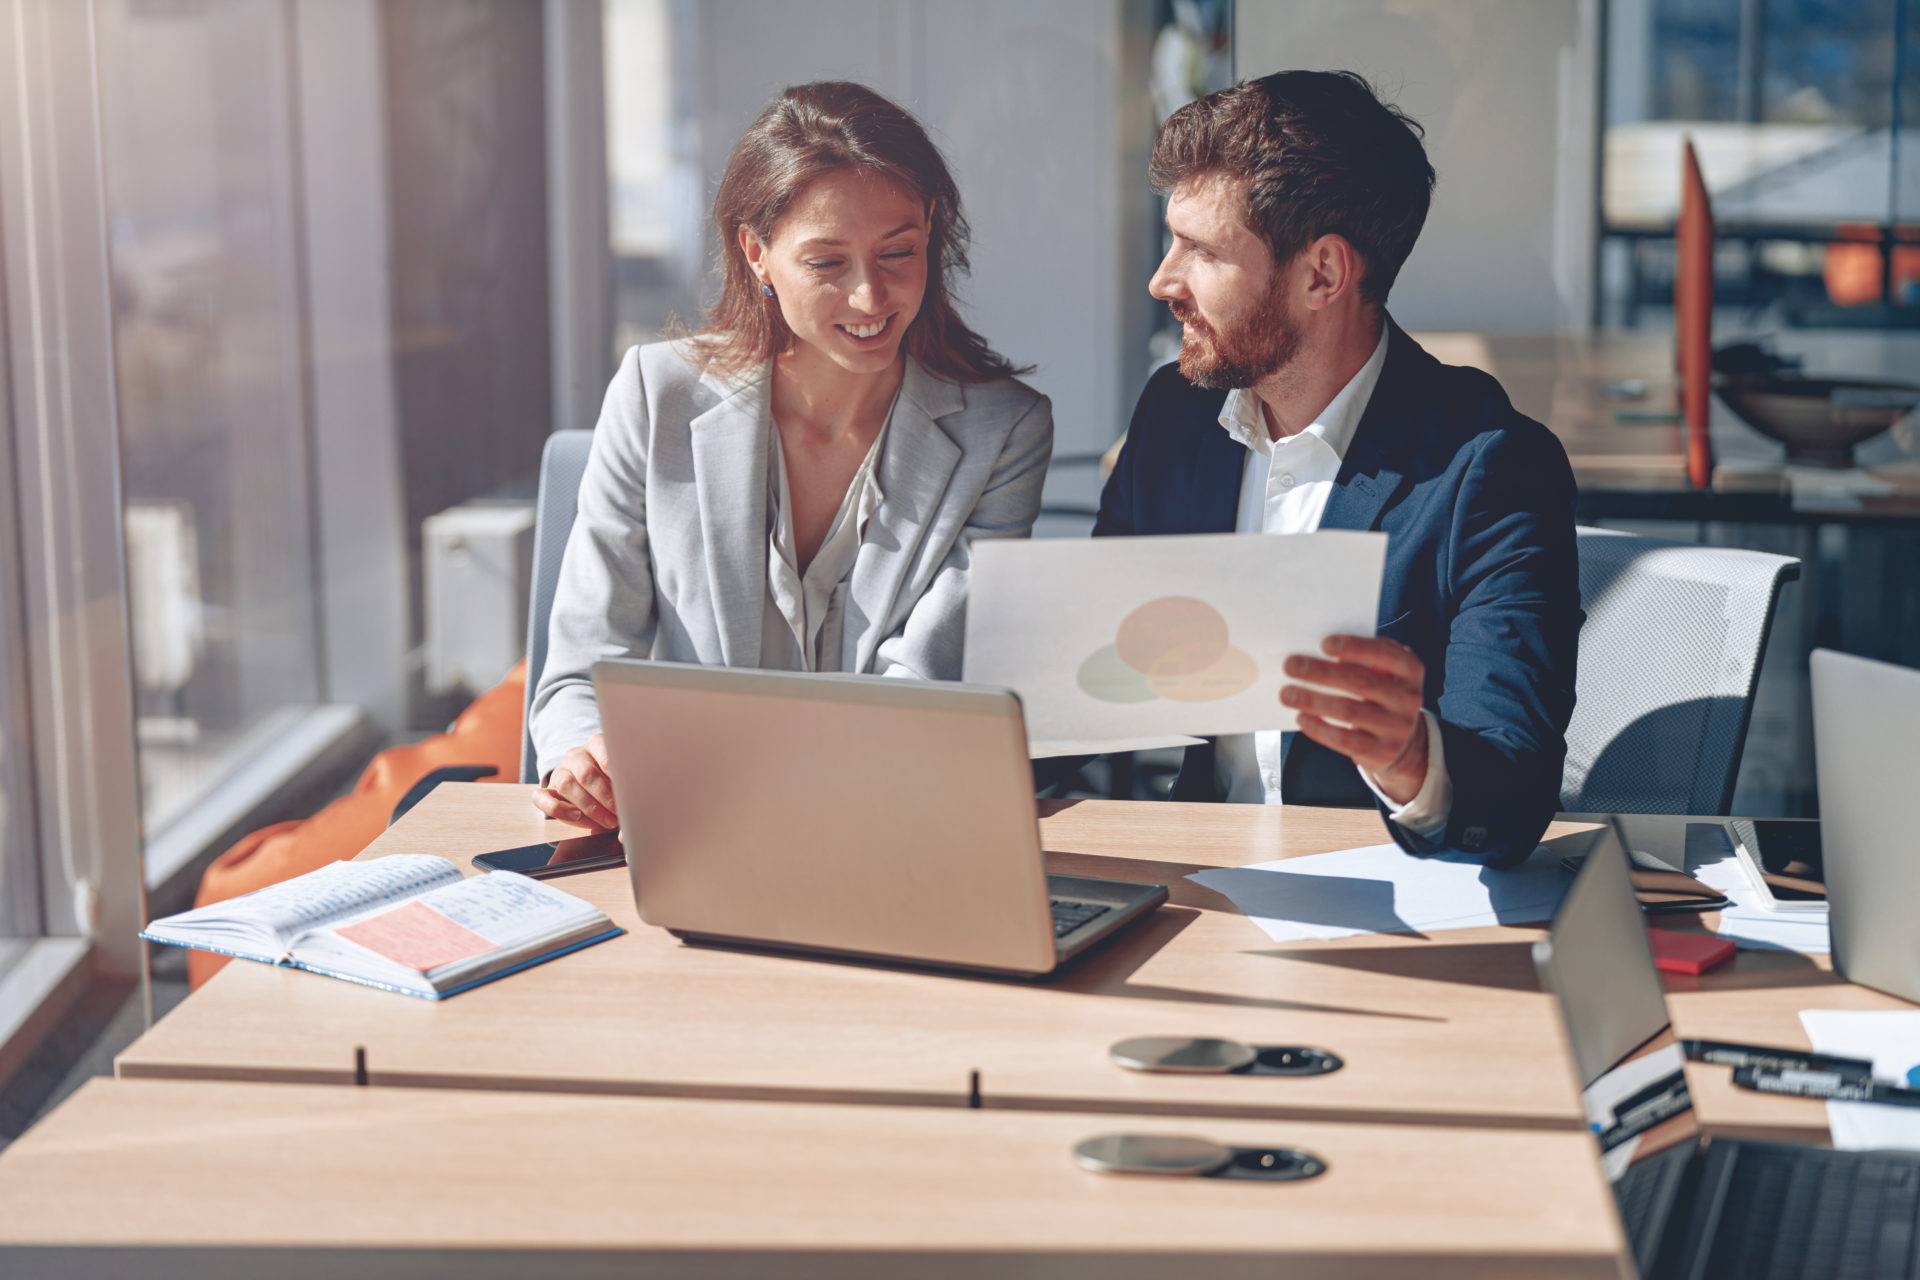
[114, 789, 1898, 1146]
[120, 786, 1592, 1127]
[1559, 811, 1915, 1143]
[1408, 329, 1920, 524]
[0, 1077, 1628, 1279]
[1562, 527, 1797, 814]
[520, 428, 594, 783]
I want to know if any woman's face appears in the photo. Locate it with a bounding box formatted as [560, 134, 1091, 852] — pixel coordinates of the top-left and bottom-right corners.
[742, 169, 929, 377]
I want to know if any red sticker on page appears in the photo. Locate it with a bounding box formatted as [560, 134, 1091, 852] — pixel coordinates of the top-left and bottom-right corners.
[334, 901, 496, 972]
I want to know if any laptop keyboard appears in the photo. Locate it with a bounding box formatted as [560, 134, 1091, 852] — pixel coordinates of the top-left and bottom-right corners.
[1706, 1143, 1920, 1280]
[1050, 899, 1112, 938]
[1615, 1140, 1694, 1276]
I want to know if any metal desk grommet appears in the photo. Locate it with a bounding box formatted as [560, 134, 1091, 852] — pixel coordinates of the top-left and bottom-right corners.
[1074, 1134, 1327, 1183]
[1109, 1036, 1343, 1077]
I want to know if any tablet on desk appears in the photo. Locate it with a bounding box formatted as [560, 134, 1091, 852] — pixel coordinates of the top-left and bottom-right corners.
[1727, 819, 1824, 912]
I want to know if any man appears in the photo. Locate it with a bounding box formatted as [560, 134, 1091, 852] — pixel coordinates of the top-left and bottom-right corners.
[1097, 70, 1581, 868]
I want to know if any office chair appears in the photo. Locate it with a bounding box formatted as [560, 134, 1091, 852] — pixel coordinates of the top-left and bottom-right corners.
[1561, 526, 1798, 815]
[521, 429, 596, 783]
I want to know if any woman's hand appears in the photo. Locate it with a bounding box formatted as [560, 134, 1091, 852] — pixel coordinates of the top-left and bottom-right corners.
[533, 733, 619, 830]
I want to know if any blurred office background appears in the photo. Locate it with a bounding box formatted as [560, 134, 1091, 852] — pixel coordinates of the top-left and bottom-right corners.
[1, 0, 1916, 1129]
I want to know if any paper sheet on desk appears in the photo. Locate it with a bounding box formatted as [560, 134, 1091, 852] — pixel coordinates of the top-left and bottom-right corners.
[965, 532, 1386, 746]
[1692, 858, 1831, 954]
[1188, 843, 1571, 943]
[1786, 466, 1896, 514]
[1801, 1011, 1920, 1151]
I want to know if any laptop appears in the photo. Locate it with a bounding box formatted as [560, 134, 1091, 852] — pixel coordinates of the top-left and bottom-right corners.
[1535, 821, 1920, 1280]
[1812, 647, 1920, 1004]
[590, 659, 1168, 977]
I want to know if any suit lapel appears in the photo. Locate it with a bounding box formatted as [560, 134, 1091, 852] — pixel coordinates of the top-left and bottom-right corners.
[1186, 420, 1246, 534]
[1317, 320, 1421, 535]
[843, 359, 963, 671]
[689, 365, 772, 666]
[1284, 321, 1426, 802]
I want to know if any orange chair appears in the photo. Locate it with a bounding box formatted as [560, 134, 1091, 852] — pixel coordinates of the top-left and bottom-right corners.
[184, 660, 530, 989]
[1824, 222, 1920, 307]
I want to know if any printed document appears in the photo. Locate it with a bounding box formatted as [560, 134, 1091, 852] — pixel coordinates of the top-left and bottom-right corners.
[1801, 1009, 1920, 1151]
[1189, 842, 1570, 943]
[965, 532, 1387, 749]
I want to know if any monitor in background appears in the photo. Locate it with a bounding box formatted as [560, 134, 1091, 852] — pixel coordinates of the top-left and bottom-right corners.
[1811, 647, 1920, 1004]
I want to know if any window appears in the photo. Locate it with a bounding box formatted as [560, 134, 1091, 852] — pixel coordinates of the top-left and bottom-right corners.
[1601, 0, 1920, 326]
[96, 0, 327, 851]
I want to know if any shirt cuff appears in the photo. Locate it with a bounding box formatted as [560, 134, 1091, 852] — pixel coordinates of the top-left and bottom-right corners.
[1362, 711, 1452, 839]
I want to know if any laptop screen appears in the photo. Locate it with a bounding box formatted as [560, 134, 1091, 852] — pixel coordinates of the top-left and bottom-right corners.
[1535, 823, 1701, 1181]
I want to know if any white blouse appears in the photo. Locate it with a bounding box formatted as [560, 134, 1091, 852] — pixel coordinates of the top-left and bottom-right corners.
[759, 416, 890, 672]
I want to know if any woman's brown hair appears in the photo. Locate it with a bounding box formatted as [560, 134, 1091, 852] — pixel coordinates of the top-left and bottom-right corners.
[686, 80, 1028, 384]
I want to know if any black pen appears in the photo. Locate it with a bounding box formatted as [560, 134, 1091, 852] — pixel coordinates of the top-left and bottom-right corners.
[1682, 1038, 1874, 1081]
[1733, 1065, 1920, 1108]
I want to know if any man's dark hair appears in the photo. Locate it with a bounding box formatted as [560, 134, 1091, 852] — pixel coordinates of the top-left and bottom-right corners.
[1150, 70, 1436, 307]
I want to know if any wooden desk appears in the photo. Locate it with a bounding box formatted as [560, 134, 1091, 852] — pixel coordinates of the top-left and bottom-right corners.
[0, 1078, 1630, 1279]
[1563, 811, 1920, 1144]
[120, 786, 1592, 1129]
[1410, 329, 1920, 522]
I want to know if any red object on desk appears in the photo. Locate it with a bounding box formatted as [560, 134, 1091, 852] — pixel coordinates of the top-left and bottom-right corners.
[1648, 926, 1736, 975]
[1675, 137, 1716, 491]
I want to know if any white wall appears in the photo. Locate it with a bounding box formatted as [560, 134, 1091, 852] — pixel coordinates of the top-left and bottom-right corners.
[691, 0, 1158, 456]
[1236, 0, 1601, 332]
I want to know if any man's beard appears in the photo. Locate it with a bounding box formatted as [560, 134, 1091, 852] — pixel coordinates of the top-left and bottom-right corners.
[1172, 289, 1301, 390]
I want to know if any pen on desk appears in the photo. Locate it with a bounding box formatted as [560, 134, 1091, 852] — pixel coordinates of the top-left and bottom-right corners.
[1733, 1065, 1920, 1108]
[1682, 1038, 1874, 1080]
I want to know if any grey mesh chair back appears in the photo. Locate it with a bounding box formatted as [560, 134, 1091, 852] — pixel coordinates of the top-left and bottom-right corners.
[1562, 527, 1798, 815]
[521, 430, 595, 783]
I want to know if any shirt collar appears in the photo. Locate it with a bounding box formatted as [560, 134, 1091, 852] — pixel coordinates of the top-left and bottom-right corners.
[1216, 324, 1391, 460]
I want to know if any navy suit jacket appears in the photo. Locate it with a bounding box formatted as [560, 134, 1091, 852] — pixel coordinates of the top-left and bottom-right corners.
[1094, 321, 1582, 868]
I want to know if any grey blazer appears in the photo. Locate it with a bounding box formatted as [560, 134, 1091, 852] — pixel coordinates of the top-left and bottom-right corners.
[528, 340, 1054, 776]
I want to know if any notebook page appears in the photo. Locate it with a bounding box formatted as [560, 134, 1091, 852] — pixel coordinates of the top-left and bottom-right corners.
[294, 871, 605, 978]
[407, 872, 603, 959]
[149, 854, 463, 955]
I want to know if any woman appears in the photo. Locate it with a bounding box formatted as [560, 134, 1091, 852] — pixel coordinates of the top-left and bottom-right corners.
[530, 80, 1052, 829]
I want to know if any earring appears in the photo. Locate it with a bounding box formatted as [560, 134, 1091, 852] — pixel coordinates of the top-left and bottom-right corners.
[760, 280, 774, 297]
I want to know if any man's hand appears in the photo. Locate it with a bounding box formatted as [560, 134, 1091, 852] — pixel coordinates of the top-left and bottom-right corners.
[532, 733, 619, 830]
[1280, 635, 1428, 806]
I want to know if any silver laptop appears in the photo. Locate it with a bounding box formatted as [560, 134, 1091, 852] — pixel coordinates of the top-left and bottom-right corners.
[1811, 647, 1920, 1004]
[1536, 822, 1920, 1279]
[591, 659, 1167, 977]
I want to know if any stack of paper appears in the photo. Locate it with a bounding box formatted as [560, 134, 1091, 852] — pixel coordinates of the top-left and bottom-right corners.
[1691, 858, 1830, 954]
[1800, 1009, 1920, 1151]
[1188, 843, 1571, 943]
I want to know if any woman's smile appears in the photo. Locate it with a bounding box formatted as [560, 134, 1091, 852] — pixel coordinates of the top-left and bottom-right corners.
[837, 315, 893, 342]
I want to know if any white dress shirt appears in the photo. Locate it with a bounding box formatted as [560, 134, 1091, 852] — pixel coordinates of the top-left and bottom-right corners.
[760, 415, 890, 672]
[1211, 327, 1452, 837]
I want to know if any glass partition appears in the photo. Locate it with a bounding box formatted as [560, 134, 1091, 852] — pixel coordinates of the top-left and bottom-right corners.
[1602, 0, 1919, 327]
[95, 0, 323, 839]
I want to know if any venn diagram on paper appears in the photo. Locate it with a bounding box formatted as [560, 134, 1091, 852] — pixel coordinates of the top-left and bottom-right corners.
[1077, 596, 1258, 704]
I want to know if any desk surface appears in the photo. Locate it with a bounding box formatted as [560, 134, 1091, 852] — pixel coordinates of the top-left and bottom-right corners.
[117, 791, 1912, 1143]
[1409, 329, 1920, 519]
[1560, 812, 1919, 1143]
[0, 1077, 1628, 1279]
[120, 786, 1591, 1128]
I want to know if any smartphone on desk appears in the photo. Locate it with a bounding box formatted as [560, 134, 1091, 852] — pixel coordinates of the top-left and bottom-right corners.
[471, 831, 627, 879]
[1728, 819, 1824, 912]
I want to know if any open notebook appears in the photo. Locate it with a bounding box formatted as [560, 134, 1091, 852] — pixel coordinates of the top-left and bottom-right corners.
[142, 854, 622, 999]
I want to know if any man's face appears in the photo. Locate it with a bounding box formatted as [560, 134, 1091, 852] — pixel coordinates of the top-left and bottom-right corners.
[1149, 175, 1301, 389]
